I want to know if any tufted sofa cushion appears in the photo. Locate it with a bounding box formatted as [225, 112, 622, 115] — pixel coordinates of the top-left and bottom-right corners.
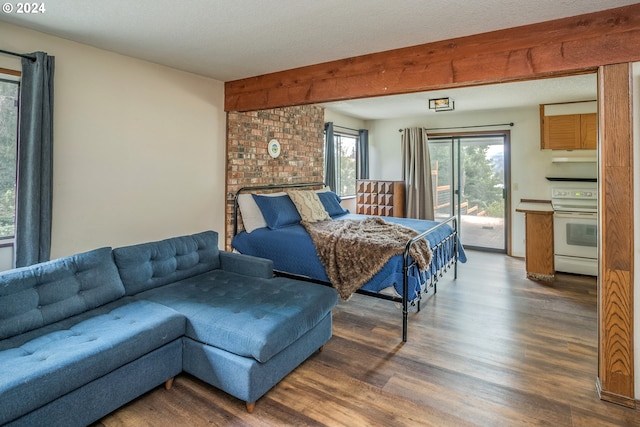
[0, 247, 125, 340]
[0, 299, 186, 425]
[134, 271, 338, 363]
[113, 231, 220, 296]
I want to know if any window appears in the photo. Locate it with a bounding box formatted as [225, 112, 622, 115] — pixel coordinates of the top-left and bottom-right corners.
[333, 132, 357, 197]
[0, 75, 19, 241]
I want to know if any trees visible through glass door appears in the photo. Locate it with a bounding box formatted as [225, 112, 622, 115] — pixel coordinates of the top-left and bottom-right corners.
[429, 134, 507, 252]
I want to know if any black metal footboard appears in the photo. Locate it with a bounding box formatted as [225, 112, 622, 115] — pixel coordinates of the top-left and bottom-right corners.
[400, 215, 458, 342]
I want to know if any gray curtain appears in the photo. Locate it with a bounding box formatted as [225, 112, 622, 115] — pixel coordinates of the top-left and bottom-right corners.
[401, 127, 434, 220]
[15, 52, 54, 267]
[357, 129, 369, 179]
[324, 122, 337, 192]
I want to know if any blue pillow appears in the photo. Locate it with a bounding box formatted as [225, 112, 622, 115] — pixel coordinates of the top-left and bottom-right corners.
[317, 191, 348, 217]
[252, 194, 302, 229]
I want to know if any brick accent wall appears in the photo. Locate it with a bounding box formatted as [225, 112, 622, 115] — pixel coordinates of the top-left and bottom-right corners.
[225, 105, 325, 248]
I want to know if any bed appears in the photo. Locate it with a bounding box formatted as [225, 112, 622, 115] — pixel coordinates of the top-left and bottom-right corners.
[231, 182, 466, 341]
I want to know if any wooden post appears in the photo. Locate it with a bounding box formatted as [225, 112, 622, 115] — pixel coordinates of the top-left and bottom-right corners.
[597, 63, 635, 408]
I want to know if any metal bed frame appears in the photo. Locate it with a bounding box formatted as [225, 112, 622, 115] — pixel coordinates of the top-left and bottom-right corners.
[232, 182, 459, 342]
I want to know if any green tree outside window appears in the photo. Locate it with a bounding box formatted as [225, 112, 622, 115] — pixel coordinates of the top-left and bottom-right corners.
[0, 78, 18, 239]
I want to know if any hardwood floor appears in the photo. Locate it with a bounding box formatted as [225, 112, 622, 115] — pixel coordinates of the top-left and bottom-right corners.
[94, 251, 640, 426]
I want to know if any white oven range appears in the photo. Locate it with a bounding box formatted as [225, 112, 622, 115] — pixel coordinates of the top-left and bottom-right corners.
[550, 182, 597, 276]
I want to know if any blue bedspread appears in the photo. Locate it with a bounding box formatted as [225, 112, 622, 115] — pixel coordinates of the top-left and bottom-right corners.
[232, 213, 466, 301]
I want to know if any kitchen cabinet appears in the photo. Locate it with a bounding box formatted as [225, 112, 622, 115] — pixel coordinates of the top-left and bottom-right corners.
[540, 108, 597, 150]
[516, 201, 555, 281]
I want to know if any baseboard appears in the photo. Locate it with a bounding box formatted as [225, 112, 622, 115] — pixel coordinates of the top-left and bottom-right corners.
[596, 377, 637, 409]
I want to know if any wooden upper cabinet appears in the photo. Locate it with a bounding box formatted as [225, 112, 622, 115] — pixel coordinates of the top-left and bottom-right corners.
[540, 105, 597, 150]
[543, 114, 581, 149]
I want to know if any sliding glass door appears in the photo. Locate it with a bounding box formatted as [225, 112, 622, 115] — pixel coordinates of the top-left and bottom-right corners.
[429, 133, 508, 252]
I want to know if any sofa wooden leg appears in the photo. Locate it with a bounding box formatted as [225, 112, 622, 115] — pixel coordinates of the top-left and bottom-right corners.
[318, 345, 324, 353]
[246, 401, 255, 413]
[164, 377, 174, 390]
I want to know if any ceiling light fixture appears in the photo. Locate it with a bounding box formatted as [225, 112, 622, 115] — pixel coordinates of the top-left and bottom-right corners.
[428, 97, 454, 112]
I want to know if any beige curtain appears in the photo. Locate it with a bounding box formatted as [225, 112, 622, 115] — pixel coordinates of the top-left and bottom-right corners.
[401, 128, 434, 220]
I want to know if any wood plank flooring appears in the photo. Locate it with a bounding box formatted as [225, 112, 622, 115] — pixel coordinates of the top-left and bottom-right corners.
[94, 251, 640, 426]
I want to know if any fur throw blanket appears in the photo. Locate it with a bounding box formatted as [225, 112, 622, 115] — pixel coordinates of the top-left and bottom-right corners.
[302, 217, 433, 300]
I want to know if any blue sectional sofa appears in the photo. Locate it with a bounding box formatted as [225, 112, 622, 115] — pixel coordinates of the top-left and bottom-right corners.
[0, 231, 338, 426]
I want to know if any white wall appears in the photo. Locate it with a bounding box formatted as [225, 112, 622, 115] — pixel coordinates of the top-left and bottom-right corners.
[324, 109, 365, 132]
[0, 22, 226, 267]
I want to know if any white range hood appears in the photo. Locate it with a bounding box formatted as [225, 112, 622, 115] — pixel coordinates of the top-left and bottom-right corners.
[551, 156, 597, 163]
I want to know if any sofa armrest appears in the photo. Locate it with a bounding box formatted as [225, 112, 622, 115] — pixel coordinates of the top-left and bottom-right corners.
[219, 251, 274, 279]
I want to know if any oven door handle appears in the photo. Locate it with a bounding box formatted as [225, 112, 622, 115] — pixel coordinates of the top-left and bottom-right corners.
[554, 211, 597, 219]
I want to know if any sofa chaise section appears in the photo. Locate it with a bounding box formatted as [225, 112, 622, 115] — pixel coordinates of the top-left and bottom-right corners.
[113, 230, 338, 412]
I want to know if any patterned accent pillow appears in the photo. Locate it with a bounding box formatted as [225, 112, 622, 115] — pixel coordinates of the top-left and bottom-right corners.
[288, 190, 331, 222]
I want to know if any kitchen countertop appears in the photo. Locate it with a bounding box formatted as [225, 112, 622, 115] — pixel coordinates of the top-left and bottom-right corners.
[545, 177, 597, 182]
[516, 199, 554, 214]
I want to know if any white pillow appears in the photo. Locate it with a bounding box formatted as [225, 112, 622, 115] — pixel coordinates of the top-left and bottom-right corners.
[237, 192, 285, 233]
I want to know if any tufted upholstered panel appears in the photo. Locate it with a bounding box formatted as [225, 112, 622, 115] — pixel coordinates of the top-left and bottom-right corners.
[0, 247, 125, 340]
[113, 231, 220, 296]
[0, 299, 185, 425]
[135, 271, 338, 363]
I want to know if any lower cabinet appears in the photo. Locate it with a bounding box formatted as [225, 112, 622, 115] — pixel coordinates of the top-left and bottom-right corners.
[516, 202, 555, 281]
